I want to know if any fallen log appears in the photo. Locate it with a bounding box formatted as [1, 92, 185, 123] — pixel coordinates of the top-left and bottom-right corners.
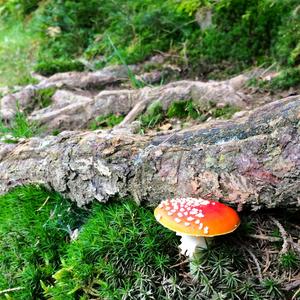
[0, 95, 299, 209]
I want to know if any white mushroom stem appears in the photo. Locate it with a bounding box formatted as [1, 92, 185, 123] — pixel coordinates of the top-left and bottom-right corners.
[176, 233, 208, 258]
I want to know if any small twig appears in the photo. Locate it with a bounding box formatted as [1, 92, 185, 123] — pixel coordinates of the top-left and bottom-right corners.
[284, 279, 300, 291]
[244, 247, 263, 283]
[248, 234, 282, 242]
[0, 287, 25, 295]
[170, 259, 189, 268]
[290, 223, 300, 231]
[262, 250, 271, 274]
[36, 196, 49, 211]
[270, 216, 289, 254]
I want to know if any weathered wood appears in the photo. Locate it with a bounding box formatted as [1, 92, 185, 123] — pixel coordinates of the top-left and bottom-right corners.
[0, 96, 299, 209]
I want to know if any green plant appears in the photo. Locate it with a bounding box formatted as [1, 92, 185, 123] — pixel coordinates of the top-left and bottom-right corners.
[190, 243, 246, 299]
[0, 185, 88, 299]
[1, 0, 300, 82]
[274, 6, 300, 66]
[0, 107, 42, 140]
[249, 67, 300, 91]
[106, 35, 144, 89]
[262, 278, 283, 299]
[0, 18, 39, 86]
[279, 251, 299, 270]
[89, 114, 124, 130]
[24, 87, 56, 114]
[34, 59, 85, 76]
[269, 68, 300, 90]
[167, 100, 200, 119]
[139, 100, 164, 131]
[210, 104, 240, 119]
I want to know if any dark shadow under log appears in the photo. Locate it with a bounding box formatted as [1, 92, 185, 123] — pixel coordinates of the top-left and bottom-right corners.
[0, 96, 299, 209]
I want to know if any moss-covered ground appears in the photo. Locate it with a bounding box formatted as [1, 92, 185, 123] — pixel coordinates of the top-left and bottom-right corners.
[0, 186, 299, 299]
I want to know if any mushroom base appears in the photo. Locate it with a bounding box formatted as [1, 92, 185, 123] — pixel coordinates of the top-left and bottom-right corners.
[177, 233, 208, 258]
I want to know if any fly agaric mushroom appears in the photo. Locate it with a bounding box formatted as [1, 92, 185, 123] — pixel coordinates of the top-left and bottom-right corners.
[154, 197, 240, 258]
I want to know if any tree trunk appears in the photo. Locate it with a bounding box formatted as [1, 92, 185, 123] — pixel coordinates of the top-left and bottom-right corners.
[0, 95, 299, 209]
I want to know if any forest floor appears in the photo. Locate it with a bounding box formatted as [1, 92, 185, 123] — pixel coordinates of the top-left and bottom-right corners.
[0, 56, 299, 299]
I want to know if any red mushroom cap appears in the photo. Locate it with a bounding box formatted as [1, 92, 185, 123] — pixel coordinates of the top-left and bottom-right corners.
[154, 197, 240, 237]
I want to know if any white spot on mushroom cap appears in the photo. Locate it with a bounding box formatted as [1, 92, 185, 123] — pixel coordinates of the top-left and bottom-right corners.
[177, 212, 183, 218]
[196, 212, 204, 218]
[204, 226, 209, 234]
[184, 222, 190, 226]
[175, 218, 181, 223]
[187, 216, 195, 221]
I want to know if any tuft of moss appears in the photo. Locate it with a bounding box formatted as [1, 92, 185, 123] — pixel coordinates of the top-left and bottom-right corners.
[0, 185, 88, 300]
[34, 87, 56, 108]
[268, 68, 300, 91]
[210, 104, 240, 119]
[34, 59, 85, 76]
[43, 201, 180, 299]
[167, 100, 200, 119]
[248, 67, 300, 91]
[89, 114, 124, 130]
[279, 250, 300, 270]
[139, 100, 164, 130]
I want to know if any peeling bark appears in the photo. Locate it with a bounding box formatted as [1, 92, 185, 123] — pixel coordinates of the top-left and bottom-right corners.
[0, 96, 299, 209]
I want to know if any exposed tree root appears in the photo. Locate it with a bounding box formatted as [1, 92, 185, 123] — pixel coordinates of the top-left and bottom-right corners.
[0, 95, 299, 209]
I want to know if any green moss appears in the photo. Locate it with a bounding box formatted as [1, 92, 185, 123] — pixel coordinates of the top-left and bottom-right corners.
[210, 104, 240, 119]
[43, 201, 179, 299]
[167, 100, 200, 119]
[89, 114, 124, 130]
[35, 87, 56, 108]
[139, 100, 164, 130]
[24, 87, 56, 114]
[0, 185, 88, 300]
[279, 251, 300, 270]
[248, 68, 300, 91]
[34, 59, 85, 76]
[268, 68, 300, 90]
[138, 100, 239, 133]
[0, 190, 296, 299]
[51, 129, 60, 136]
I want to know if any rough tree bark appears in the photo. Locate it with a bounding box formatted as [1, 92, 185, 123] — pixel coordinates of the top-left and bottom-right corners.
[0, 95, 299, 209]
